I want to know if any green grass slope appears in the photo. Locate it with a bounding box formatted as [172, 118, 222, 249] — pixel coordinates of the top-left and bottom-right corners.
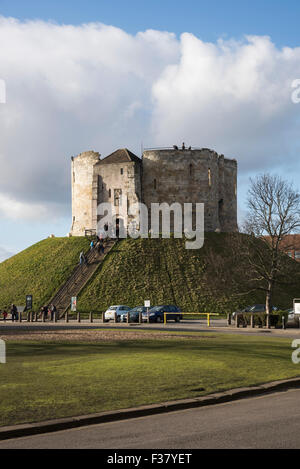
[0, 237, 90, 310]
[0, 233, 298, 313]
[77, 234, 298, 313]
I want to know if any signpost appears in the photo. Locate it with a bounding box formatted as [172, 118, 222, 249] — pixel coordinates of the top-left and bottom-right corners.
[26, 295, 33, 311]
[144, 300, 150, 323]
[71, 297, 77, 312]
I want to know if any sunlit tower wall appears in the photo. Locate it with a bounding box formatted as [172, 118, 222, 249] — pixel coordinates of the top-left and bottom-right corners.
[70, 151, 100, 236]
[142, 147, 237, 232]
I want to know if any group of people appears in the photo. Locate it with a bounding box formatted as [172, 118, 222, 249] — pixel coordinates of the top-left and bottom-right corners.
[1, 303, 57, 322]
[40, 303, 57, 321]
[79, 234, 106, 266]
[0, 304, 18, 321]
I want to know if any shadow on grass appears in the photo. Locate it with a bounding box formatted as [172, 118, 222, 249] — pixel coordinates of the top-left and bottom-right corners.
[6, 337, 292, 362]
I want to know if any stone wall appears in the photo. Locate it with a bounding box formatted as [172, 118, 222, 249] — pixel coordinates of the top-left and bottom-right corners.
[70, 147, 237, 236]
[70, 151, 100, 236]
[92, 160, 142, 231]
[142, 148, 237, 232]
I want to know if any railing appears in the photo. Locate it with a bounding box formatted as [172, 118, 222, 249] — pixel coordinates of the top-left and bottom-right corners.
[46, 239, 114, 317]
[163, 312, 219, 326]
[143, 146, 205, 151]
[1, 311, 220, 325]
[84, 229, 97, 237]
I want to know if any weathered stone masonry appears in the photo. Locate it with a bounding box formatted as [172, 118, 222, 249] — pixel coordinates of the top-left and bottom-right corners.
[70, 147, 237, 236]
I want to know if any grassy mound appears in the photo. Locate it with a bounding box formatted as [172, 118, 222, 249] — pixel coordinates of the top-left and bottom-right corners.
[77, 234, 298, 312]
[0, 233, 298, 313]
[0, 237, 90, 310]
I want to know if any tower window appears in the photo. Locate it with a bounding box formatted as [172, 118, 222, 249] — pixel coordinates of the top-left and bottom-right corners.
[219, 198, 224, 214]
[189, 164, 193, 177]
[73, 172, 75, 183]
[208, 168, 212, 187]
[109, 189, 111, 198]
[114, 189, 122, 206]
[154, 179, 157, 190]
[120, 168, 123, 175]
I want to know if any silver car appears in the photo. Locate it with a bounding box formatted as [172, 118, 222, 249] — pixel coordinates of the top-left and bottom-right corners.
[104, 305, 132, 322]
[287, 309, 299, 327]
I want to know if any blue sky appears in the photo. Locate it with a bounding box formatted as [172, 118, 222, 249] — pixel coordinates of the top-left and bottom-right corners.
[1, 0, 300, 47]
[0, 0, 300, 260]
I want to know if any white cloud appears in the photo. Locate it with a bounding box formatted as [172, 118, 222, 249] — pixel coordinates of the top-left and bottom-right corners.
[0, 18, 300, 224]
[0, 246, 14, 262]
[0, 193, 49, 220]
[151, 34, 300, 171]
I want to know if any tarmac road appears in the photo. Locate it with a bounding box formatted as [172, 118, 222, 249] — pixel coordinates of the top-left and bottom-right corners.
[1, 319, 300, 338]
[1, 389, 300, 449]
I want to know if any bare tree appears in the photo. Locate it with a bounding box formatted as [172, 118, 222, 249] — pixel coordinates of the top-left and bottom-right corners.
[243, 173, 300, 314]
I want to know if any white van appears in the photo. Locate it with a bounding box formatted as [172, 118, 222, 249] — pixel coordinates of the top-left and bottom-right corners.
[104, 305, 132, 322]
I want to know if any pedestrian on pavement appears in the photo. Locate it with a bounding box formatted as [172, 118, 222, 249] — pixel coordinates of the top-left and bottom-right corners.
[49, 304, 57, 321]
[2, 310, 7, 322]
[41, 305, 48, 321]
[11, 304, 18, 322]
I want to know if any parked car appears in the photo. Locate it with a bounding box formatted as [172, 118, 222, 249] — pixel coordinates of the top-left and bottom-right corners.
[104, 305, 132, 322]
[232, 306, 252, 320]
[232, 304, 278, 320]
[120, 306, 148, 323]
[286, 308, 299, 327]
[142, 305, 182, 323]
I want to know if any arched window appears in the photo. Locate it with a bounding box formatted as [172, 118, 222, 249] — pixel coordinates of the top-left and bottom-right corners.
[208, 168, 212, 187]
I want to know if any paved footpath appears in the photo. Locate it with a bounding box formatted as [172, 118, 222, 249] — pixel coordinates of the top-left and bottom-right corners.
[1, 389, 300, 449]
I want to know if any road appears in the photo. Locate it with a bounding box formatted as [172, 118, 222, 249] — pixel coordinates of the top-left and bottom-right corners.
[2, 319, 300, 338]
[1, 389, 300, 449]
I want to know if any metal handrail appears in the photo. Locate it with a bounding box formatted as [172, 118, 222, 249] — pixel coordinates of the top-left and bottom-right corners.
[143, 147, 207, 151]
[48, 239, 115, 317]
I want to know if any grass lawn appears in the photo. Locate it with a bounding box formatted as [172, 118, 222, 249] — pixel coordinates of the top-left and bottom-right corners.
[0, 331, 299, 427]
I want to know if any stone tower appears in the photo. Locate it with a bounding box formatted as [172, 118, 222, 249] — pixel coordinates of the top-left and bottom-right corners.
[142, 148, 237, 232]
[70, 150, 100, 236]
[70, 146, 237, 236]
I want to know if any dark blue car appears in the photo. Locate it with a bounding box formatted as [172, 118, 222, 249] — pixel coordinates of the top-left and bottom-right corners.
[142, 305, 182, 323]
[120, 306, 148, 323]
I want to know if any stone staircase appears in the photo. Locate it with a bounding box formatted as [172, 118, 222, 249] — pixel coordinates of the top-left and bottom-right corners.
[47, 239, 116, 318]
